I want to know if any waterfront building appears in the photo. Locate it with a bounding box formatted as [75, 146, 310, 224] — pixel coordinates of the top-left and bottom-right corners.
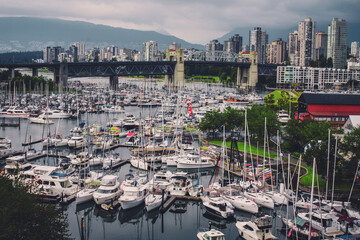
[276, 65, 360, 90]
[288, 31, 300, 66]
[351, 41, 359, 58]
[266, 38, 287, 64]
[298, 18, 316, 66]
[296, 92, 360, 126]
[327, 18, 347, 69]
[249, 27, 268, 64]
[315, 31, 327, 60]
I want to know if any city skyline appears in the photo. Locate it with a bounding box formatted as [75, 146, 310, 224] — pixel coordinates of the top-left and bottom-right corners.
[0, 0, 359, 44]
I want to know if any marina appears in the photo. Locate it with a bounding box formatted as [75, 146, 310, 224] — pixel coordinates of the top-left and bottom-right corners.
[1, 77, 360, 240]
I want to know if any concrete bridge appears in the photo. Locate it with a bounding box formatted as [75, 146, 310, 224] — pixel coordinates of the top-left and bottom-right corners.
[0, 50, 279, 91]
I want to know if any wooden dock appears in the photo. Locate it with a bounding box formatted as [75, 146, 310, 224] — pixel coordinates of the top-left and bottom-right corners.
[22, 139, 43, 146]
[160, 195, 201, 213]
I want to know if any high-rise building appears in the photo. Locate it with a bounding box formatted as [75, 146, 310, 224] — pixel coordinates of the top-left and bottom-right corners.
[43, 46, 64, 63]
[267, 38, 287, 64]
[315, 31, 328, 60]
[351, 41, 359, 58]
[298, 18, 316, 66]
[249, 27, 268, 64]
[69, 45, 78, 61]
[206, 40, 223, 61]
[224, 34, 242, 53]
[143, 40, 158, 61]
[288, 30, 300, 66]
[74, 42, 85, 61]
[327, 18, 347, 69]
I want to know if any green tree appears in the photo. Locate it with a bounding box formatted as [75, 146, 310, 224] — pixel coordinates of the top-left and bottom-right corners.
[339, 127, 360, 180]
[247, 105, 279, 141]
[0, 175, 70, 240]
[282, 119, 331, 152]
[199, 109, 224, 138]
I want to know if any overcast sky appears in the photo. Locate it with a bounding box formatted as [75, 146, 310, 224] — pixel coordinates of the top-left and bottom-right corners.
[1, 0, 359, 44]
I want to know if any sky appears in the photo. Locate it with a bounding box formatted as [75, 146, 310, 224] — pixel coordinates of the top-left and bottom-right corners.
[0, 0, 359, 44]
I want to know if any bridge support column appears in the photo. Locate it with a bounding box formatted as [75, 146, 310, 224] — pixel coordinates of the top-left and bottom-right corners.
[32, 68, 38, 77]
[109, 75, 119, 90]
[236, 51, 258, 91]
[248, 52, 258, 89]
[54, 63, 68, 92]
[165, 49, 184, 92]
[9, 68, 15, 80]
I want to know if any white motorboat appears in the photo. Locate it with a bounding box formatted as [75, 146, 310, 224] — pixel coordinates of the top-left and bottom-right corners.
[0, 106, 29, 118]
[145, 188, 167, 212]
[38, 109, 71, 119]
[197, 229, 225, 240]
[76, 180, 101, 205]
[93, 175, 122, 205]
[68, 135, 87, 148]
[29, 116, 54, 124]
[177, 152, 213, 169]
[119, 184, 148, 210]
[297, 211, 344, 237]
[236, 215, 277, 240]
[167, 172, 193, 196]
[42, 133, 68, 147]
[130, 157, 149, 171]
[202, 190, 234, 219]
[244, 191, 274, 209]
[222, 189, 258, 214]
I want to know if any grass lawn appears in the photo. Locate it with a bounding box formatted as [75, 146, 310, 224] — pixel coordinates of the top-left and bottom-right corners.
[209, 140, 278, 159]
[298, 164, 326, 189]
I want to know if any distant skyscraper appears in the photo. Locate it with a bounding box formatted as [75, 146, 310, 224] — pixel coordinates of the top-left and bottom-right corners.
[298, 18, 316, 66]
[74, 42, 85, 61]
[267, 38, 287, 64]
[288, 30, 300, 65]
[143, 40, 159, 61]
[315, 31, 328, 60]
[206, 40, 223, 61]
[327, 18, 347, 69]
[224, 34, 242, 53]
[249, 27, 268, 64]
[351, 41, 359, 58]
[43, 46, 64, 63]
[69, 45, 78, 61]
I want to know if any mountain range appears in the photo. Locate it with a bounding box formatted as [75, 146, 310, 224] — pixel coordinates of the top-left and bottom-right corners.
[0, 17, 358, 53]
[0, 17, 204, 53]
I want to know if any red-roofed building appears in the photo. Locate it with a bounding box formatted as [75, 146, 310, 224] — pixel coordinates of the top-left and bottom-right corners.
[296, 92, 360, 125]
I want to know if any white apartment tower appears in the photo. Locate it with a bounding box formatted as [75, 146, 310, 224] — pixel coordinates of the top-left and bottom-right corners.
[327, 18, 347, 69]
[298, 18, 316, 66]
[351, 41, 359, 58]
[143, 40, 158, 61]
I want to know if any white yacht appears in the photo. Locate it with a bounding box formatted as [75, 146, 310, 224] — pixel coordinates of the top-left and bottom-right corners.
[197, 229, 225, 240]
[236, 215, 277, 240]
[29, 116, 54, 124]
[297, 211, 344, 237]
[167, 172, 193, 196]
[244, 191, 275, 209]
[93, 175, 122, 205]
[145, 187, 167, 212]
[221, 189, 258, 214]
[76, 180, 101, 205]
[130, 156, 149, 171]
[38, 109, 71, 119]
[202, 190, 234, 219]
[68, 135, 87, 148]
[177, 152, 213, 169]
[119, 184, 148, 210]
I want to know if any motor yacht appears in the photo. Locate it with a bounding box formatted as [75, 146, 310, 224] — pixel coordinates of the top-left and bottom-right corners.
[93, 175, 122, 205]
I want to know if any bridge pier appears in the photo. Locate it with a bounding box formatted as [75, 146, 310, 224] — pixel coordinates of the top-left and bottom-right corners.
[9, 68, 15, 80]
[109, 76, 119, 90]
[237, 51, 258, 90]
[164, 49, 184, 92]
[54, 63, 68, 92]
[32, 68, 38, 77]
